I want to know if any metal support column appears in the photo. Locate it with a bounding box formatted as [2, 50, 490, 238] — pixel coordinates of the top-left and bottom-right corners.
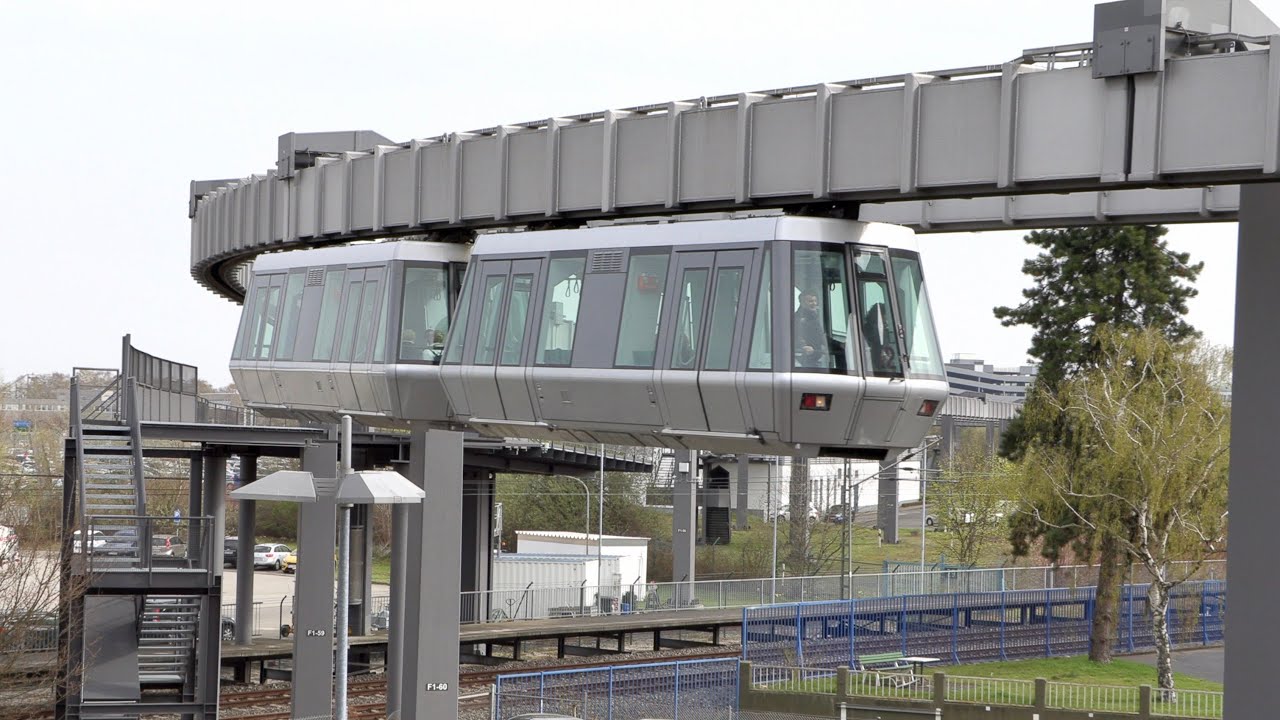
[876, 456, 899, 544]
[292, 436, 339, 720]
[1224, 183, 1280, 720]
[188, 455, 203, 561]
[736, 455, 750, 530]
[348, 504, 372, 637]
[939, 416, 955, 465]
[399, 429, 463, 720]
[460, 470, 495, 622]
[986, 421, 998, 457]
[235, 455, 257, 645]
[672, 449, 696, 608]
[387, 503, 408, 718]
[203, 453, 227, 576]
[197, 453, 226, 718]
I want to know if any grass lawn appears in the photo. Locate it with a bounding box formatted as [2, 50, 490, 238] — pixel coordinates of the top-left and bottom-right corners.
[932, 655, 1222, 691]
[372, 554, 391, 584]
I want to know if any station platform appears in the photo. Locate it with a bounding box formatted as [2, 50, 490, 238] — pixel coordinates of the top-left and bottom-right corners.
[220, 606, 742, 681]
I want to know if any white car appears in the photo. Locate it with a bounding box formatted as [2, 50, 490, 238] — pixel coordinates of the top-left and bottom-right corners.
[0, 525, 17, 560]
[72, 529, 107, 553]
[253, 543, 292, 570]
[777, 505, 820, 523]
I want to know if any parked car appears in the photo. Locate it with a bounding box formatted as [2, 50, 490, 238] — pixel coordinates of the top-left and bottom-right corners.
[220, 615, 236, 641]
[825, 504, 853, 523]
[253, 543, 292, 570]
[282, 551, 297, 574]
[224, 537, 238, 568]
[0, 525, 17, 561]
[777, 504, 819, 523]
[71, 530, 106, 554]
[151, 534, 187, 558]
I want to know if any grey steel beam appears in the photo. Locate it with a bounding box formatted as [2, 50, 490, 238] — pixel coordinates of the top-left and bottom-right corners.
[204, 453, 227, 577]
[736, 455, 749, 530]
[877, 457, 899, 545]
[188, 455, 203, 562]
[859, 185, 1240, 233]
[1223, 183, 1280, 720]
[672, 450, 696, 607]
[235, 455, 257, 645]
[400, 429, 463, 720]
[387, 503, 408, 717]
[190, 37, 1280, 302]
[292, 436, 339, 720]
[348, 503, 372, 637]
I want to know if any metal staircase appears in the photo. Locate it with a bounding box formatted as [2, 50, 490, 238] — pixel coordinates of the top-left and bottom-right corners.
[80, 423, 141, 542]
[137, 596, 201, 685]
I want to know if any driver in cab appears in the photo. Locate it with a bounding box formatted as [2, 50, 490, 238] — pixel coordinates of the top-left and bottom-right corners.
[795, 291, 829, 368]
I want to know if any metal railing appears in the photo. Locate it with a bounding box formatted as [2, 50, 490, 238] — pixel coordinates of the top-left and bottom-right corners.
[847, 669, 934, 701]
[946, 675, 1036, 706]
[750, 664, 838, 694]
[449, 560, 1223, 625]
[1046, 681, 1142, 714]
[83, 515, 215, 573]
[1152, 688, 1224, 718]
[72, 367, 122, 423]
[220, 601, 264, 637]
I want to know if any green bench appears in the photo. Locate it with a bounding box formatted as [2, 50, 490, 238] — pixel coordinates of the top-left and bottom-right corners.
[854, 652, 917, 689]
[855, 652, 910, 671]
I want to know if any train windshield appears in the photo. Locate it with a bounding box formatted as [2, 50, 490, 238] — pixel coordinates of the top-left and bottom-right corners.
[400, 264, 452, 364]
[792, 245, 850, 373]
[889, 250, 945, 378]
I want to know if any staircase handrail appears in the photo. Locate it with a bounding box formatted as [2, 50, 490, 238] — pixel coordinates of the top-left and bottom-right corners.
[123, 377, 148, 524]
[73, 367, 121, 423]
[69, 379, 88, 548]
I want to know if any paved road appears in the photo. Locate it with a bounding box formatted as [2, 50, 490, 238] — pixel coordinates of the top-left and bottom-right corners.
[1126, 646, 1224, 684]
[844, 502, 934, 531]
[220, 566, 389, 636]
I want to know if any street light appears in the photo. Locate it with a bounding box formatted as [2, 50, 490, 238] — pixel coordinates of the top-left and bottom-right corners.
[231, 416, 424, 720]
[550, 474, 593, 557]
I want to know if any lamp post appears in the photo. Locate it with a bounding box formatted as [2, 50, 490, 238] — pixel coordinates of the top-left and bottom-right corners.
[598, 444, 605, 611]
[552, 474, 593, 556]
[231, 416, 424, 720]
[770, 456, 779, 601]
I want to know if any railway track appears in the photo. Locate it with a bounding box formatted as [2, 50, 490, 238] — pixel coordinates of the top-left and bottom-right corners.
[224, 648, 742, 719]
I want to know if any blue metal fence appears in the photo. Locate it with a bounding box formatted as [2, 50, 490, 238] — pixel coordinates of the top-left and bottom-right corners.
[494, 657, 739, 720]
[742, 579, 1225, 668]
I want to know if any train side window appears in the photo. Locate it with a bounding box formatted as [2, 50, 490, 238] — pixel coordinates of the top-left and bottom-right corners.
[853, 249, 903, 377]
[252, 279, 283, 360]
[474, 275, 508, 365]
[792, 246, 849, 373]
[535, 256, 586, 366]
[442, 269, 475, 364]
[747, 250, 772, 370]
[704, 267, 744, 371]
[500, 274, 534, 366]
[312, 269, 347, 361]
[351, 271, 383, 363]
[889, 251, 945, 377]
[335, 270, 366, 363]
[614, 251, 670, 368]
[233, 278, 265, 360]
[372, 279, 389, 363]
[400, 266, 451, 364]
[275, 272, 306, 361]
[670, 268, 709, 370]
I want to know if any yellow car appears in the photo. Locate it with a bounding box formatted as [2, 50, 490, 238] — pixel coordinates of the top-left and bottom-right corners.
[282, 551, 298, 574]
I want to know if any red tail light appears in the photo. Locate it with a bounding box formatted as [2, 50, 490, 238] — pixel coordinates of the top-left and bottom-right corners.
[799, 393, 832, 411]
[918, 399, 939, 416]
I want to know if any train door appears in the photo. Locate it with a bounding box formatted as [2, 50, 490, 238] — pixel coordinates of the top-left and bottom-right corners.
[494, 259, 541, 421]
[788, 243, 866, 447]
[346, 267, 388, 414]
[848, 247, 907, 446]
[330, 267, 370, 412]
[460, 260, 511, 421]
[698, 249, 754, 434]
[249, 272, 286, 406]
[657, 251, 715, 434]
[740, 247, 776, 435]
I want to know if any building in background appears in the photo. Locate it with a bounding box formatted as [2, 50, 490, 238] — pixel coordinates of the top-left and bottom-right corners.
[945, 354, 1038, 402]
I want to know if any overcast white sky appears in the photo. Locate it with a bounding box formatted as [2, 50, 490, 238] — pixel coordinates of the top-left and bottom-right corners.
[1, 0, 1261, 386]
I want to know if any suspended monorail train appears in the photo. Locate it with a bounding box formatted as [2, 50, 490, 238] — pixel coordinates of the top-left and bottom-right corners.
[229, 216, 948, 458]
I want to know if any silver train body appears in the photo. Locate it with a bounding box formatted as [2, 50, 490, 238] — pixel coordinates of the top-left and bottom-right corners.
[230, 216, 949, 458]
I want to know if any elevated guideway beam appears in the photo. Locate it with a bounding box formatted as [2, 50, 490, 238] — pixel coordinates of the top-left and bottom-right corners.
[191, 26, 1280, 302]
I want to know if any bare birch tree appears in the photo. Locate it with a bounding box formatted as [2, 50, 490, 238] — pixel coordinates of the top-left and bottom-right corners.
[1021, 328, 1229, 693]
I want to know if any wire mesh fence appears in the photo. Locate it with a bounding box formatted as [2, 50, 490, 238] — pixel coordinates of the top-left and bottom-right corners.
[742, 579, 1226, 668]
[495, 657, 738, 720]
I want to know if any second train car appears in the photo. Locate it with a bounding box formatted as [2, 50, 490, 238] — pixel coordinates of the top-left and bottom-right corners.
[231, 215, 948, 457]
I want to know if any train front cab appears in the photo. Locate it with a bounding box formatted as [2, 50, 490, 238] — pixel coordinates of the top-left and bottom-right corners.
[441, 217, 947, 457]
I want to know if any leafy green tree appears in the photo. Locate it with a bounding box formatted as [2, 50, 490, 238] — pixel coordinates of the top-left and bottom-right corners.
[994, 225, 1201, 390]
[933, 429, 1017, 566]
[995, 225, 1202, 663]
[1021, 328, 1229, 693]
